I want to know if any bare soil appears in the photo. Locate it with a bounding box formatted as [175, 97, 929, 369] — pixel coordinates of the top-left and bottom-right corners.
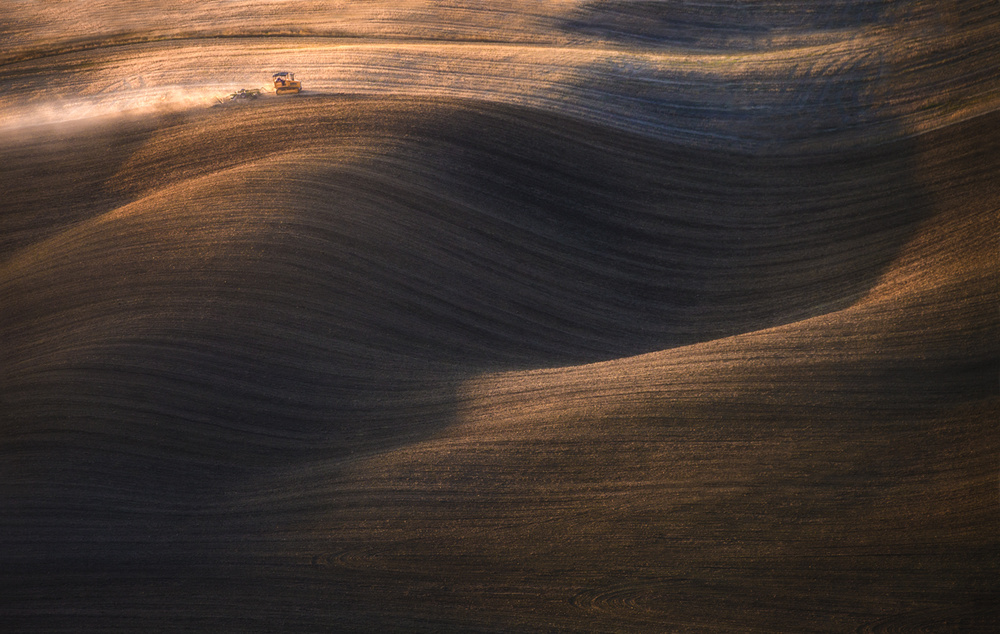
[1, 2, 998, 631]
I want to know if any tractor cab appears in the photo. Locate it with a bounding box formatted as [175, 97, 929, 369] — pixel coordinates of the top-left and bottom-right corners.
[272, 72, 302, 95]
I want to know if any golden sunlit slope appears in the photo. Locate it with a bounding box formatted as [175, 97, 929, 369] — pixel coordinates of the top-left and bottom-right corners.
[1, 1, 998, 631]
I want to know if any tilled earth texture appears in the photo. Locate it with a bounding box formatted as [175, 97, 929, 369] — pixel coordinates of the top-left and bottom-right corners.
[1, 2, 998, 632]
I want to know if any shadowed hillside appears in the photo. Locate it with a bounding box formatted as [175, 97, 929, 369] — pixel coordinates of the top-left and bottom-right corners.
[1, 1, 998, 631]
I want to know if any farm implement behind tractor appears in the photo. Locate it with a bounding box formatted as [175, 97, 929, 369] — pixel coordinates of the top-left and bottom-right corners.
[214, 73, 303, 106]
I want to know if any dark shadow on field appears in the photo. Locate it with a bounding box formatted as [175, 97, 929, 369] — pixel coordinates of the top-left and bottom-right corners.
[561, 0, 890, 48]
[0, 114, 167, 257]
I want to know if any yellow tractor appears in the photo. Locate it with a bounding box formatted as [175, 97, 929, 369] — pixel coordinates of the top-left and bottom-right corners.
[272, 72, 302, 95]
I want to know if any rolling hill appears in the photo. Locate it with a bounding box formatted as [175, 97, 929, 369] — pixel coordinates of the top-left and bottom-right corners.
[1, 1, 998, 631]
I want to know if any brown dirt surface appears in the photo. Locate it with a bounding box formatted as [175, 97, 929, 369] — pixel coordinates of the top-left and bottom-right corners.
[1, 2, 998, 631]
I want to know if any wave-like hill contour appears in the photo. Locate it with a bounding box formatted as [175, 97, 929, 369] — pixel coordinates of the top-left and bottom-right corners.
[1, 1, 998, 631]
